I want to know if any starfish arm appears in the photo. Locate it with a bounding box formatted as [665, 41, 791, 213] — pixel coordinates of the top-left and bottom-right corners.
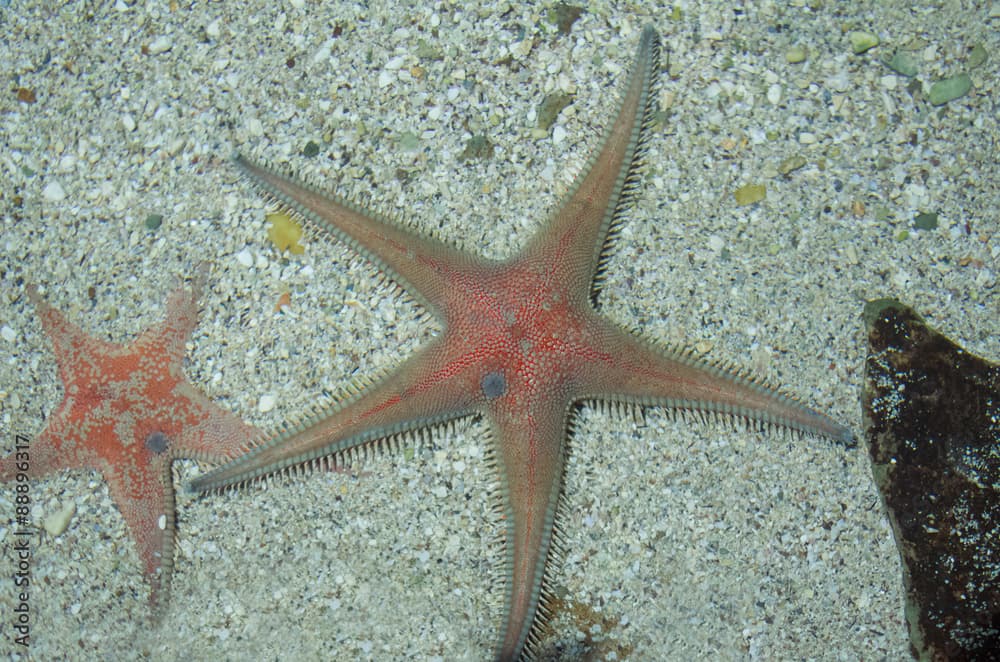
[233, 154, 480, 319]
[103, 456, 174, 607]
[0, 419, 91, 481]
[579, 320, 853, 443]
[170, 382, 260, 461]
[136, 263, 208, 365]
[525, 25, 661, 301]
[189, 340, 482, 492]
[25, 284, 120, 387]
[489, 404, 568, 662]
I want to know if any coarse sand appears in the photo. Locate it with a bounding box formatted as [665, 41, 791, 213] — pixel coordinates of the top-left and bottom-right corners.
[1, 2, 997, 660]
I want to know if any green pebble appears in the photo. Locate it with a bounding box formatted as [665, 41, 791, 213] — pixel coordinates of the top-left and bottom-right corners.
[778, 155, 806, 175]
[967, 43, 988, 69]
[734, 183, 766, 206]
[415, 39, 443, 61]
[537, 92, 573, 132]
[457, 135, 495, 163]
[546, 3, 584, 35]
[144, 213, 163, 230]
[302, 140, 320, 157]
[886, 51, 918, 77]
[786, 45, 808, 64]
[928, 74, 972, 105]
[849, 31, 880, 55]
[913, 211, 938, 230]
[397, 131, 420, 152]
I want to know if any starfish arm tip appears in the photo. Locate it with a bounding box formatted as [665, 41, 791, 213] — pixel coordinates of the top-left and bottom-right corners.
[837, 426, 858, 448]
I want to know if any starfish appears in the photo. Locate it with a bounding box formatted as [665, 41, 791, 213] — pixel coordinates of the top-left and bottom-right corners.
[192, 25, 851, 660]
[1, 266, 257, 609]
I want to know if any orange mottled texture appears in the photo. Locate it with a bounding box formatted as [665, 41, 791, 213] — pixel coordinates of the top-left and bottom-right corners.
[0, 268, 257, 609]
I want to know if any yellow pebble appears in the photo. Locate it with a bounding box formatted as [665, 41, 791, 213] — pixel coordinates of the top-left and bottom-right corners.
[266, 211, 305, 254]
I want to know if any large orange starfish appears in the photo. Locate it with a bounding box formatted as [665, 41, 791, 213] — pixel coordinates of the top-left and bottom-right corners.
[192, 25, 850, 660]
[1, 267, 256, 608]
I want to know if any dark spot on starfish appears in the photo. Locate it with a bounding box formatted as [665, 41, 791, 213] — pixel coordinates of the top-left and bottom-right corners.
[481, 371, 507, 399]
[145, 431, 170, 455]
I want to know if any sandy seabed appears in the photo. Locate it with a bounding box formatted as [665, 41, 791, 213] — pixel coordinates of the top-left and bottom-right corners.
[1, 1, 997, 660]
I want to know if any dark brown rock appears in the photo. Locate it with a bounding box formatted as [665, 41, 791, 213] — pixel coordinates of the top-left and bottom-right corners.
[863, 299, 1000, 661]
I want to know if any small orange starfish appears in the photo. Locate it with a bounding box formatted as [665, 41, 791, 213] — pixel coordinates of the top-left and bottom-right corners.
[1, 266, 256, 608]
[193, 25, 851, 660]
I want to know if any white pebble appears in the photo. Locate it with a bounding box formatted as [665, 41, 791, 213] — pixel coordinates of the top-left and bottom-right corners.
[891, 269, 912, 289]
[826, 72, 850, 93]
[798, 132, 817, 144]
[511, 40, 533, 59]
[258, 393, 277, 413]
[880, 75, 897, 90]
[0, 325, 15, 342]
[312, 40, 333, 65]
[205, 19, 221, 39]
[236, 248, 254, 267]
[552, 125, 567, 144]
[57, 153, 77, 171]
[767, 83, 782, 105]
[378, 70, 393, 88]
[42, 180, 66, 201]
[43, 501, 76, 536]
[148, 36, 173, 55]
[122, 113, 136, 132]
